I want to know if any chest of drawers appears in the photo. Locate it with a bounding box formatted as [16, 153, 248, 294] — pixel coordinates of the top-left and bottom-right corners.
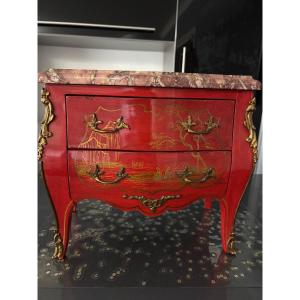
[38, 69, 261, 260]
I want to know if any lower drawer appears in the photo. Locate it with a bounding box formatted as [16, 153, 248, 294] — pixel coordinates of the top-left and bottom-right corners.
[68, 150, 231, 215]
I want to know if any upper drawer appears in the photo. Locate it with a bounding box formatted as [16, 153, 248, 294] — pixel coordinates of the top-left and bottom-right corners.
[66, 96, 235, 151]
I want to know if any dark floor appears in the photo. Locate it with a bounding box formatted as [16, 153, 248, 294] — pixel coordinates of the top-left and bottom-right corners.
[38, 173, 262, 300]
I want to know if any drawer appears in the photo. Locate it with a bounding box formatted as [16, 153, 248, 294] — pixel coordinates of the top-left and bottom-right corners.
[68, 150, 231, 215]
[66, 96, 235, 151]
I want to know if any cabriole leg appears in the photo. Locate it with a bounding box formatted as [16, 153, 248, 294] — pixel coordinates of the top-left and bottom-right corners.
[38, 86, 74, 261]
[52, 201, 74, 261]
[218, 92, 257, 255]
[220, 200, 237, 255]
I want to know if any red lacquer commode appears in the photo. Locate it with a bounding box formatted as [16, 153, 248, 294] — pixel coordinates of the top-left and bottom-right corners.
[38, 69, 261, 260]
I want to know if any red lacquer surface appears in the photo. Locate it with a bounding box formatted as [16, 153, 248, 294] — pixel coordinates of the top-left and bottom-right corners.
[219, 90, 255, 252]
[66, 96, 235, 151]
[41, 84, 255, 258]
[68, 150, 231, 216]
[41, 85, 75, 259]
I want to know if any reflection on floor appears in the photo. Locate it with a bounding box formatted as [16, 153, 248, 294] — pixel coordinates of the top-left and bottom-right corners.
[39, 190, 261, 286]
[38, 174, 262, 299]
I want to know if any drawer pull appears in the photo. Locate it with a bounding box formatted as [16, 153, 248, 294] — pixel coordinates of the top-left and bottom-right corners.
[181, 116, 218, 135]
[176, 166, 215, 183]
[88, 113, 129, 134]
[123, 194, 181, 213]
[90, 165, 128, 184]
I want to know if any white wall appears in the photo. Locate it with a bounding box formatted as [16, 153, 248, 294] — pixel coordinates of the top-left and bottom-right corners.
[38, 45, 170, 72]
[38, 33, 176, 72]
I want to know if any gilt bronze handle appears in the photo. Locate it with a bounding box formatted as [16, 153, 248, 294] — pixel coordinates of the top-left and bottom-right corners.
[123, 194, 181, 213]
[176, 166, 215, 183]
[87, 113, 130, 134]
[181, 115, 218, 135]
[90, 165, 128, 184]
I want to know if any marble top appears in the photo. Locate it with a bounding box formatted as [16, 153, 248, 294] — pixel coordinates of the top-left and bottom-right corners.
[38, 68, 261, 90]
